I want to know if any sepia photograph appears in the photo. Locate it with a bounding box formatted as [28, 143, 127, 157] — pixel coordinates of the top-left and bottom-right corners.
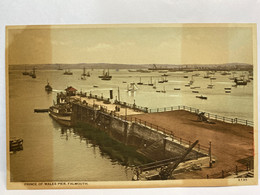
[6, 24, 257, 189]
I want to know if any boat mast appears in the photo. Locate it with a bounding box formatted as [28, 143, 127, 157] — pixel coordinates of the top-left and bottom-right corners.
[118, 87, 120, 101]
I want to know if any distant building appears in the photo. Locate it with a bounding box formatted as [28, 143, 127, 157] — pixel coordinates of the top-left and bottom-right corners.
[65, 86, 77, 96]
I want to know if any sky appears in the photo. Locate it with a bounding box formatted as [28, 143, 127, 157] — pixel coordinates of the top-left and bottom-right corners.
[7, 25, 254, 65]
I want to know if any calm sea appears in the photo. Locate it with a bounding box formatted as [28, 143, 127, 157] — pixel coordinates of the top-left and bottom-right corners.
[9, 69, 253, 181]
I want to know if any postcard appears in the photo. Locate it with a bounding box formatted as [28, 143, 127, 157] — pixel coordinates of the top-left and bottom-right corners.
[6, 23, 257, 189]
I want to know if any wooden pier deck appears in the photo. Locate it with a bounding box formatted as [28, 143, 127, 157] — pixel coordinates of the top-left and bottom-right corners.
[130, 110, 254, 179]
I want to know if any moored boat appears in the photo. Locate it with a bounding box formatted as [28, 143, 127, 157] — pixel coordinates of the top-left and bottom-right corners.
[45, 81, 52, 92]
[49, 103, 72, 126]
[64, 69, 73, 75]
[10, 137, 23, 151]
[137, 77, 143, 85]
[100, 69, 112, 80]
[234, 78, 247, 85]
[196, 95, 207, 100]
[22, 66, 29, 75]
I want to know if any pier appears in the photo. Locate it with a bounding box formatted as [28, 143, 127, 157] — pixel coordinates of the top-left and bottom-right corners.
[69, 93, 254, 179]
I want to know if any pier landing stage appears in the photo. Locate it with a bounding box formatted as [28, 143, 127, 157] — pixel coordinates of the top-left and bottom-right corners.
[74, 96, 144, 116]
[131, 110, 254, 179]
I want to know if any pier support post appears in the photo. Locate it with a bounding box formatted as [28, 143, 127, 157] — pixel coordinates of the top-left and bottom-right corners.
[163, 138, 167, 157]
[123, 121, 129, 145]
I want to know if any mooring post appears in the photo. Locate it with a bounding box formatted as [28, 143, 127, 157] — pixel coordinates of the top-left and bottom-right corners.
[236, 165, 238, 175]
[207, 174, 209, 179]
[222, 170, 224, 178]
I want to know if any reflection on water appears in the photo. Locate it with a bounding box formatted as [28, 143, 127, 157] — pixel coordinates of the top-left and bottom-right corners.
[9, 69, 253, 182]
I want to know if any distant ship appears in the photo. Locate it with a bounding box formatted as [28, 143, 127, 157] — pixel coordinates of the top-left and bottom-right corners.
[99, 69, 112, 80]
[58, 65, 63, 70]
[234, 78, 247, 85]
[82, 67, 87, 76]
[30, 67, 36, 78]
[22, 66, 29, 75]
[64, 69, 73, 75]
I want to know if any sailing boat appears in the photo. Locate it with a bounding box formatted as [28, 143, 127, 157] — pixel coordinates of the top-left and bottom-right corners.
[58, 64, 63, 70]
[156, 86, 166, 93]
[189, 76, 194, 85]
[81, 75, 86, 80]
[207, 78, 214, 89]
[153, 81, 156, 89]
[101, 69, 112, 80]
[137, 77, 143, 85]
[31, 67, 36, 78]
[99, 69, 106, 78]
[161, 86, 166, 93]
[158, 77, 164, 83]
[64, 69, 73, 75]
[203, 72, 210, 78]
[82, 67, 87, 76]
[99, 69, 112, 80]
[127, 82, 138, 92]
[22, 66, 29, 75]
[148, 77, 153, 86]
[163, 76, 168, 83]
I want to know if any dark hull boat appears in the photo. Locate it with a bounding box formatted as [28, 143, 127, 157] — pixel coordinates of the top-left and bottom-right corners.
[99, 69, 112, 80]
[22, 71, 29, 75]
[64, 69, 73, 75]
[234, 78, 247, 85]
[45, 82, 52, 92]
[10, 137, 23, 151]
[49, 104, 72, 126]
[196, 95, 207, 100]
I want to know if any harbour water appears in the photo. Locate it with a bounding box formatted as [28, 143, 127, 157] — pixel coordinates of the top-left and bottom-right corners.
[9, 69, 253, 182]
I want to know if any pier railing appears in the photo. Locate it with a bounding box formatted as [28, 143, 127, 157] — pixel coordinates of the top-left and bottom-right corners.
[206, 163, 253, 179]
[77, 93, 253, 127]
[148, 105, 254, 127]
[114, 100, 148, 113]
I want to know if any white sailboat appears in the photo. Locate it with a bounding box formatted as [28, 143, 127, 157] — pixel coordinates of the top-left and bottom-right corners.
[127, 82, 138, 92]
